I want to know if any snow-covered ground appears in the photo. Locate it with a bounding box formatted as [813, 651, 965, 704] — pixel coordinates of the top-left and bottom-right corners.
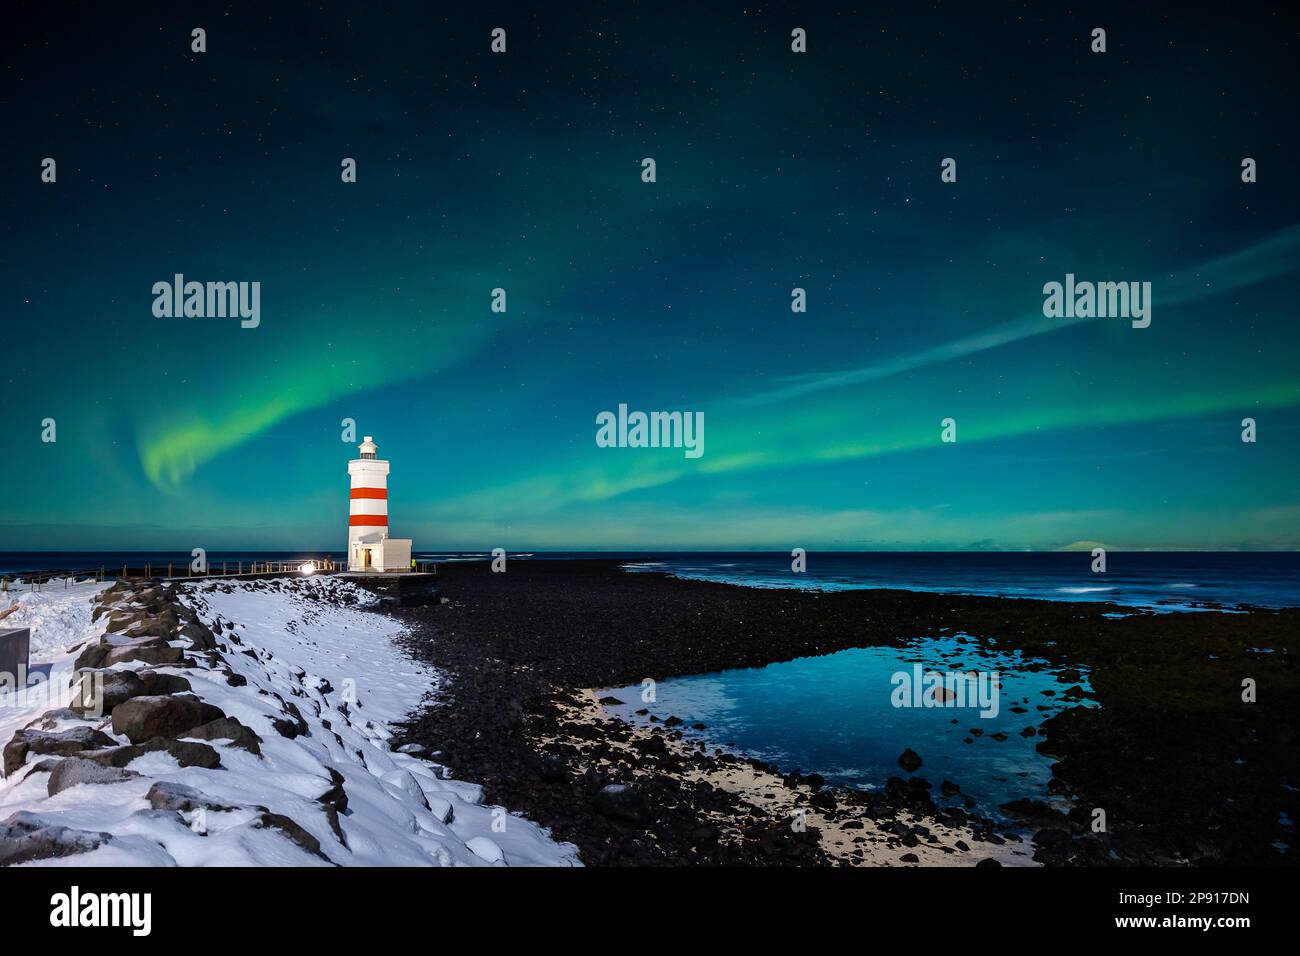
[0, 579, 107, 661]
[0, 579, 107, 722]
[0, 576, 580, 867]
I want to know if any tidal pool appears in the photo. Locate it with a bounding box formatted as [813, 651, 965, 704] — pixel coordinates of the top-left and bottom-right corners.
[598, 634, 1095, 820]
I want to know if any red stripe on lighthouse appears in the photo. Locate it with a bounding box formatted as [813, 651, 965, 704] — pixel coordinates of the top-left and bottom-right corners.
[350, 488, 388, 499]
[349, 515, 388, 526]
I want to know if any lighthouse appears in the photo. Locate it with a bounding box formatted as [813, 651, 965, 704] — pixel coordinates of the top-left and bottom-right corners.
[346, 436, 413, 572]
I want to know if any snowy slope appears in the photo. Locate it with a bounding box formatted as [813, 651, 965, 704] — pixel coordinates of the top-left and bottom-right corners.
[0, 576, 580, 868]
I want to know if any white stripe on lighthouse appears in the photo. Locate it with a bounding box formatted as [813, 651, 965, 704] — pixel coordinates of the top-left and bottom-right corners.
[349, 498, 388, 517]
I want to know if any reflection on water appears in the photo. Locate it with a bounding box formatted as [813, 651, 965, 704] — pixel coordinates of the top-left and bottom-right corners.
[599, 635, 1095, 820]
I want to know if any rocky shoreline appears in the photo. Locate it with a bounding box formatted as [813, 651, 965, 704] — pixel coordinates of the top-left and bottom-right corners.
[2, 575, 573, 867]
[548, 688, 1033, 865]
[393, 559, 1299, 867]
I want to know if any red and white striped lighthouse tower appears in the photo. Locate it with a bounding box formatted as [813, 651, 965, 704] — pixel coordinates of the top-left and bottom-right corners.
[346, 436, 413, 571]
[346, 437, 413, 572]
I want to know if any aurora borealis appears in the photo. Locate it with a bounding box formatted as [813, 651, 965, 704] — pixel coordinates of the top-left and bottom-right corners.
[2, 2, 1298, 551]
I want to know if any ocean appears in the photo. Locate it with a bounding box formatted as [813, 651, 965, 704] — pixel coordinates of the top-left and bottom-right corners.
[615, 550, 1300, 611]
[2, 550, 1296, 610]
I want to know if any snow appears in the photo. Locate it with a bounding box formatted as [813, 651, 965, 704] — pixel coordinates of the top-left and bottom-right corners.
[0, 576, 580, 868]
[0, 578, 107, 661]
[1, 578, 107, 731]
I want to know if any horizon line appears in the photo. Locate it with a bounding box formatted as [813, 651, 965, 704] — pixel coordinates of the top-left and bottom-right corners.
[2, 548, 1297, 556]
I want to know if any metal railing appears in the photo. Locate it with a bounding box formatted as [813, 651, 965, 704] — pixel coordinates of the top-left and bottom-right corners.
[2, 557, 441, 591]
[0, 557, 373, 590]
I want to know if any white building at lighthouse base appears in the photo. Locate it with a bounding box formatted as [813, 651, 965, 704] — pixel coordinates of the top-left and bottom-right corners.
[349, 531, 412, 574]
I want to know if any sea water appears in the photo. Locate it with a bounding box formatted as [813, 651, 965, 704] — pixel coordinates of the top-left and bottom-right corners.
[618, 551, 1300, 611]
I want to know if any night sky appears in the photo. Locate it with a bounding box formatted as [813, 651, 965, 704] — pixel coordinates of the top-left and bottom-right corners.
[2, 2, 1298, 551]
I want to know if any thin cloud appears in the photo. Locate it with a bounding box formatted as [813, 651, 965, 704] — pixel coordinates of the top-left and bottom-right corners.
[737, 224, 1300, 408]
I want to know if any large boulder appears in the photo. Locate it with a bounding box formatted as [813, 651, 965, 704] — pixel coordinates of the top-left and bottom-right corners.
[111, 695, 224, 744]
[73, 641, 110, 671]
[47, 757, 141, 796]
[74, 668, 194, 716]
[139, 671, 193, 696]
[181, 717, 262, 755]
[142, 737, 222, 768]
[145, 781, 239, 813]
[70, 670, 143, 716]
[122, 618, 173, 641]
[3, 727, 118, 777]
[101, 580, 130, 597]
[0, 811, 111, 866]
[103, 641, 184, 667]
[179, 621, 217, 651]
[84, 736, 221, 770]
[104, 612, 135, 633]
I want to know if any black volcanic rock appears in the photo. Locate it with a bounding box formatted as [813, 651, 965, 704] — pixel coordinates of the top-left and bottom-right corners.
[383, 558, 1300, 868]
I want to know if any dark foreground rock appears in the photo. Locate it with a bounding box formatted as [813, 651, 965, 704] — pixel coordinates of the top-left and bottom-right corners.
[70, 669, 192, 716]
[0, 811, 110, 866]
[86, 736, 222, 770]
[146, 781, 238, 813]
[181, 717, 263, 755]
[111, 695, 225, 744]
[47, 757, 141, 796]
[3, 727, 118, 777]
